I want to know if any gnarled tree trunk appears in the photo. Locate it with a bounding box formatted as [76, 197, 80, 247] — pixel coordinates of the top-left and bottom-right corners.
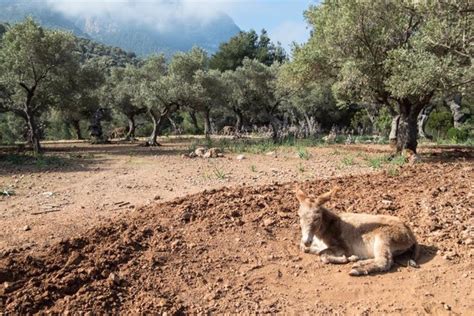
[25, 108, 41, 154]
[126, 115, 136, 141]
[72, 120, 83, 140]
[89, 108, 107, 144]
[445, 93, 465, 128]
[234, 110, 243, 133]
[270, 116, 282, 143]
[417, 103, 435, 140]
[396, 100, 424, 154]
[389, 115, 400, 147]
[203, 109, 211, 137]
[147, 109, 162, 146]
[189, 110, 199, 134]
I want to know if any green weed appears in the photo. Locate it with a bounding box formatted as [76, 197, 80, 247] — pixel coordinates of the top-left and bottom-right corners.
[341, 156, 355, 166]
[297, 147, 311, 160]
[367, 156, 384, 169]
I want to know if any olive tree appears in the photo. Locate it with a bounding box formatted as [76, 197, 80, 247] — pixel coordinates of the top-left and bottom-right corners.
[292, 0, 472, 153]
[0, 18, 77, 154]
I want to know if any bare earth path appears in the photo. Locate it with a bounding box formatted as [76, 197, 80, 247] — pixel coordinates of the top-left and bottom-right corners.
[0, 139, 473, 314]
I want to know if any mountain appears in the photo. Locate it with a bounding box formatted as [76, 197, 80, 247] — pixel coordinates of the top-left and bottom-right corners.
[0, 0, 241, 56]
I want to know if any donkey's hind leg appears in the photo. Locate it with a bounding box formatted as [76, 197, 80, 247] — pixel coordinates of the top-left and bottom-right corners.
[349, 237, 393, 276]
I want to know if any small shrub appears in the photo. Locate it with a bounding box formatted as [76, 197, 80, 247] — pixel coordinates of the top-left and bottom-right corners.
[297, 147, 311, 160]
[447, 127, 469, 143]
[341, 156, 354, 166]
[250, 165, 257, 172]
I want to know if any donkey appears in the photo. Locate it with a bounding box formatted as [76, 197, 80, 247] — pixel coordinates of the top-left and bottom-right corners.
[296, 186, 419, 276]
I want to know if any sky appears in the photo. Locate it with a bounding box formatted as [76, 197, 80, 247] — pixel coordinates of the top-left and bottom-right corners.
[224, 0, 315, 50]
[44, 0, 317, 52]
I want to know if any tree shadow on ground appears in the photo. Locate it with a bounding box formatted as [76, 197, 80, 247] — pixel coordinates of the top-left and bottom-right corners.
[419, 147, 473, 163]
[0, 151, 99, 176]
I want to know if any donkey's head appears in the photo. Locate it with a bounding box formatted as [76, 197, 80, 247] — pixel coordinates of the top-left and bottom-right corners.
[295, 186, 339, 247]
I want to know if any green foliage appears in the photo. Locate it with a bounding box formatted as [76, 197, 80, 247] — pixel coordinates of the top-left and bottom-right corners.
[374, 108, 393, 137]
[210, 29, 287, 71]
[426, 109, 453, 138]
[292, 0, 472, 152]
[447, 127, 470, 142]
[0, 112, 24, 144]
[0, 18, 79, 152]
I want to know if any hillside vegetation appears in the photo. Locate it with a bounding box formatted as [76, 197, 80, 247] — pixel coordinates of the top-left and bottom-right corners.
[0, 1, 472, 155]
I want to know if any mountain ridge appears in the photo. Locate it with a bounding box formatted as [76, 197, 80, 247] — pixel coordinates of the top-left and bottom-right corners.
[0, 0, 241, 56]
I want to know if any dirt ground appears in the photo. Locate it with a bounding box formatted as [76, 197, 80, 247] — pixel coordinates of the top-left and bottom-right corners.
[0, 138, 473, 314]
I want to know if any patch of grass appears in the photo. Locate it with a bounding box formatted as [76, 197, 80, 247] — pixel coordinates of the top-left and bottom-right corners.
[67, 153, 95, 159]
[389, 155, 406, 166]
[367, 156, 384, 169]
[190, 137, 325, 155]
[341, 156, 355, 166]
[0, 153, 68, 168]
[212, 166, 227, 180]
[296, 147, 311, 160]
[331, 149, 342, 155]
[250, 165, 257, 172]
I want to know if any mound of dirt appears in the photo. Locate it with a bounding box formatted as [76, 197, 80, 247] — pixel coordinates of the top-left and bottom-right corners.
[1, 162, 473, 314]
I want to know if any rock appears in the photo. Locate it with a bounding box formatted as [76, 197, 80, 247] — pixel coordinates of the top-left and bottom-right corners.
[22, 225, 31, 231]
[195, 147, 207, 157]
[465, 238, 473, 245]
[443, 303, 451, 311]
[108, 273, 120, 285]
[154, 195, 161, 201]
[443, 251, 458, 260]
[265, 151, 276, 157]
[66, 251, 83, 266]
[263, 218, 275, 227]
[158, 298, 167, 307]
[236, 154, 246, 160]
[204, 148, 222, 158]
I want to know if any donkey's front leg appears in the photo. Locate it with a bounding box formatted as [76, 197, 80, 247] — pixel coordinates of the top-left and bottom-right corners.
[319, 247, 352, 264]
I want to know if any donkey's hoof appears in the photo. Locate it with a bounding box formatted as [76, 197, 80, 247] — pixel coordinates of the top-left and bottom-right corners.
[349, 268, 369, 276]
[348, 255, 360, 262]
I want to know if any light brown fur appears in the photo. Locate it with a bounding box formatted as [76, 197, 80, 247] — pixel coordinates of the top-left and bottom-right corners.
[296, 186, 419, 276]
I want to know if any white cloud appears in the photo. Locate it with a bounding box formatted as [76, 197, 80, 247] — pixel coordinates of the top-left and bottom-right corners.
[46, 0, 238, 31]
[269, 20, 309, 53]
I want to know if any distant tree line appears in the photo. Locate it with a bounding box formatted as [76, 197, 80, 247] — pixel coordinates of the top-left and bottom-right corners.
[0, 0, 472, 155]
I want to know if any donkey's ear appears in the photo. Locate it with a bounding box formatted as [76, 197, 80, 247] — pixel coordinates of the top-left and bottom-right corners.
[315, 186, 340, 206]
[295, 186, 309, 204]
